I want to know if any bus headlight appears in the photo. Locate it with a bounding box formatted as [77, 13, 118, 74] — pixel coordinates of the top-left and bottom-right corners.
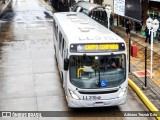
[118, 88, 127, 98]
[69, 90, 79, 100]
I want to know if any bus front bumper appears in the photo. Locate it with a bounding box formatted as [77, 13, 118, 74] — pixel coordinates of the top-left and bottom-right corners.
[68, 94, 127, 108]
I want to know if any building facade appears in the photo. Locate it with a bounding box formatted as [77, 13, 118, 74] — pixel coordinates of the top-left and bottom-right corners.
[102, 0, 160, 40]
[50, 0, 160, 41]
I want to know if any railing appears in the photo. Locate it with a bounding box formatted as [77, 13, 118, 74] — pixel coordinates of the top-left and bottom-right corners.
[112, 26, 160, 110]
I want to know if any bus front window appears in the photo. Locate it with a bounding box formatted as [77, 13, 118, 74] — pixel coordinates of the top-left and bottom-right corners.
[70, 55, 126, 89]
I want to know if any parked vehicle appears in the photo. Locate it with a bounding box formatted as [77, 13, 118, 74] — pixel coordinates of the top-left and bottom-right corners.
[50, 0, 70, 12]
[70, 1, 114, 29]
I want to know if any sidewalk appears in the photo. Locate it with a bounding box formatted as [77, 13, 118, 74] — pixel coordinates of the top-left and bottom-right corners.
[0, 0, 11, 16]
[112, 26, 160, 110]
[113, 26, 160, 55]
[112, 26, 160, 86]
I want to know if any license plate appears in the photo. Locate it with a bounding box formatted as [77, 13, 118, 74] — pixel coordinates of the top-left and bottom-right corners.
[94, 102, 104, 107]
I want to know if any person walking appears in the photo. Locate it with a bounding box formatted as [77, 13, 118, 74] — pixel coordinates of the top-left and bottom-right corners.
[126, 20, 131, 37]
[145, 27, 151, 44]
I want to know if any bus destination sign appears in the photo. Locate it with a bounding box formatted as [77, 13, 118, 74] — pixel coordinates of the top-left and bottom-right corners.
[70, 43, 125, 52]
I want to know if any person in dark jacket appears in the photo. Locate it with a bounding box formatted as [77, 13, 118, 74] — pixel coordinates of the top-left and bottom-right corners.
[145, 27, 151, 44]
[126, 21, 131, 37]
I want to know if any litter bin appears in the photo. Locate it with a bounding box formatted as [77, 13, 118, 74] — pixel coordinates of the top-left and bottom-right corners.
[131, 45, 137, 57]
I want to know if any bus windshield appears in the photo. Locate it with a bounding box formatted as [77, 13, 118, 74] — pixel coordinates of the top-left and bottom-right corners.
[70, 54, 126, 89]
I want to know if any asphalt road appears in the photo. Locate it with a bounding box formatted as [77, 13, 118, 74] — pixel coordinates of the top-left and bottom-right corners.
[0, 0, 156, 120]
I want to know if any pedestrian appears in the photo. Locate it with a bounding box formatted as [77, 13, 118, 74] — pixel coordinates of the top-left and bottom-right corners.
[122, 17, 125, 27]
[110, 14, 114, 27]
[126, 20, 131, 37]
[145, 27, 151, 44]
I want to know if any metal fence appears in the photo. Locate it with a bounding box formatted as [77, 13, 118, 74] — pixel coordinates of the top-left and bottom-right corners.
[112, 26, 160, 110]
[128, 38, 160, 110]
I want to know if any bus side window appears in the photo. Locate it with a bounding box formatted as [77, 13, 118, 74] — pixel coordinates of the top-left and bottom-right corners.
[74, 5, 78, 12]
[95, 11, 99, 21]
[71, 4, 77, 12]
[97, 11, 101, 22]
[61, 38, 64, 57]
[53, 19, 55, 30]
[104, 11, 107, 24]
[99, 11, 103, 22]
[102, 11, 106, 23]
[59, 32, 62, 50]
[92, 11, 96, 20]
[63, 40, 66, 59]
[82, 8, 89, 15]
[55, 26, 58, 41]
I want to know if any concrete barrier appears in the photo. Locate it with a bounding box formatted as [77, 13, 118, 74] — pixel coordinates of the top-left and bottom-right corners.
[128, 78, 160, 120]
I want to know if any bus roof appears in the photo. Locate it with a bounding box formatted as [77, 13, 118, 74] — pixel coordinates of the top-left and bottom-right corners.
[76, 1, 103, 11]
[53, 12, 125, 44]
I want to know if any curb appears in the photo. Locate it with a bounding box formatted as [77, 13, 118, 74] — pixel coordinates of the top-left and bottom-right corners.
[128, 78, 160, 120]
[0, 0, 12, 16]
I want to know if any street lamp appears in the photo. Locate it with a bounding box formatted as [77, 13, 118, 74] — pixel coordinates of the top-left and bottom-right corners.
[146, 17, 159, 78]
[105, 5, 112, 29]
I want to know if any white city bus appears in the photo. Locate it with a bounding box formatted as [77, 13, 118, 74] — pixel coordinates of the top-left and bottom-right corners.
[53, 12, 128, 108]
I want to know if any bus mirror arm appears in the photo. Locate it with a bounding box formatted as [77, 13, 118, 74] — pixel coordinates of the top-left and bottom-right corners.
[64, 58, 69, 71]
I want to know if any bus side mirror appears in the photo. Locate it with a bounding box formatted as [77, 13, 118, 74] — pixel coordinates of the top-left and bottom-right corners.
[64, 58, 69, 71]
